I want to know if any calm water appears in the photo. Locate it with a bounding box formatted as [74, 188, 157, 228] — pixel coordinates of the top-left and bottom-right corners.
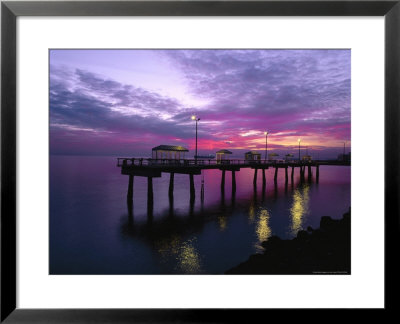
[50, 156, 351, 274]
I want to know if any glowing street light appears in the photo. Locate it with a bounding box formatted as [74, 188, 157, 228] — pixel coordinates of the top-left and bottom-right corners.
[264, 131, 269, 162]
[191, 115, 200, 163]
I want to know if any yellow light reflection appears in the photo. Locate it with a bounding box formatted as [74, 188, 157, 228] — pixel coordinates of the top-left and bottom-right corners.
[156, 235, 181, 262]
[177, 238, 201, 274]
[218, 215, 228, 231]
[255, 208, 272, 252]
[289, 184, 310, 236]
[156, 236, 202, 274]
[248, 200, 256, 223]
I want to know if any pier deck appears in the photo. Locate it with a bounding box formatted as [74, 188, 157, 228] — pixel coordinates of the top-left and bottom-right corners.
[117, 157, 350, 205]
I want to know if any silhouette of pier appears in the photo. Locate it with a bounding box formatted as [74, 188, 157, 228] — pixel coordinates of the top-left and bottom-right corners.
[117, 158, 349, 206]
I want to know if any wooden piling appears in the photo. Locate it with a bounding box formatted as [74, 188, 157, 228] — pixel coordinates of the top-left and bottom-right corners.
[168, 190, 174, 217]
[127, 199, 133, 218]
[285, 166, 288, 183]
[232, 170, 236, 193]
[261, 182, 266, 202]
[147, 177, 153, 203]
[301, 166, 306, 182]
[316, 165, 320, 182]
[308, 165, 312, 179]
[253, 168, 258, 186]
[127, 175, 134, 202]
[291, 166, 294, 181]
[169, 172, 174, 197]
[190, 174, 195, 200]
[274, 167, 278, 182]
[262, 169, 266, 187]
[221, 170, 226, 192]
[189, 196, 195, 216]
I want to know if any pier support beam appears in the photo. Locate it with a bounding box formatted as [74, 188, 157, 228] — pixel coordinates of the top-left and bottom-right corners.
[190, 174, 195, 201]
[285, 167, 288, 183]
[221, 170, 226, 192]
[316, 165, 320, 182]
[274, 167, 278, 183]
[232, 170, 236, 193]
[302, 166, 306, 182]
[169, 173, 174, 197]
[147, 177, 153, 204]
[127, 175, 134, 202]
[308, 165, 312, 181]
[201, 177, 205, 203]
[291, 166, 294, 182]
[253, 168, 258, 186]
[262, 169, 266, 187]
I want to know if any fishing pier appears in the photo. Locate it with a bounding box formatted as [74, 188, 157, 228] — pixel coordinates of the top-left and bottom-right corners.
[117, 157, 327, 205]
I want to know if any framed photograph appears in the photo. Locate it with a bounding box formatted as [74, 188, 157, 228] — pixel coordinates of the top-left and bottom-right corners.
[1, 0, 398, 321]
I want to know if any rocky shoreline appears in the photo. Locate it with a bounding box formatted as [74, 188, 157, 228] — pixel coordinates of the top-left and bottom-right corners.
[226, 209, 351, 274]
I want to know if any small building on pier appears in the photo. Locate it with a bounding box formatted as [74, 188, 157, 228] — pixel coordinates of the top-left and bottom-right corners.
[285, 153, 295, 162]
[216, 149, 232, 162]
[302, 154, 312, 162]
[268, 152, 279, 161]
[152, 145, 189, 160]
[244, 151, 261, 161]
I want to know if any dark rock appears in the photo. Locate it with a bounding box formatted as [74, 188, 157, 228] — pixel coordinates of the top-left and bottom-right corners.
[320, 216, 339, 231]
[225, 209, 351, 275]
[297, 230, 309, 240]
[261, 235, 282, 249]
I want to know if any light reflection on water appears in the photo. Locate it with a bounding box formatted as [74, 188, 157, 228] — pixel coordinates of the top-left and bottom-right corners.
[289, 183, 310, 236]
[156, 236, 202, 274]
[50, 156, 350, 274]
[177, 238, 202, 274]
[248, 199, 256, 223]
[255, 208, 272, 252]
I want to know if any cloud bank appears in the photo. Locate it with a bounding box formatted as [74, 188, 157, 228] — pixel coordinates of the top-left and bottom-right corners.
[50, 49, 350, 158]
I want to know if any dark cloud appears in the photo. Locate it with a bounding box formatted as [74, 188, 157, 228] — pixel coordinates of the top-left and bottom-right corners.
[50, 50, 351, 156]
[165, 49, 351, 129]
[50, 66, 203, 155]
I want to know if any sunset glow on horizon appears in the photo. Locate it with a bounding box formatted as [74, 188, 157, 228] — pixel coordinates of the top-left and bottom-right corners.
[50, 49, 351, 158]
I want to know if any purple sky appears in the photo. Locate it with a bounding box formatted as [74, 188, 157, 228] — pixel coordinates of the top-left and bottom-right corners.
[50, 49, 351, 159]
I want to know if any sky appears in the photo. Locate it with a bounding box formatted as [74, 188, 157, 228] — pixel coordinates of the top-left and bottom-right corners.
[50, 49, 351, 159]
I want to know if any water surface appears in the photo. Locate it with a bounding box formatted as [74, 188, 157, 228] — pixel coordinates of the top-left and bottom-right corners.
[50, 155, 350, 274]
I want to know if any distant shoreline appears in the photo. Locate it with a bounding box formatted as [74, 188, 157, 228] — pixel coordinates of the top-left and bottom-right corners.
[226, 209, 351, 275]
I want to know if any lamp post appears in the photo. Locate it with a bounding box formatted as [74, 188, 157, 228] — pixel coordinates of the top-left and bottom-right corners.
[191, 115, 200, 163]
[264, 131, 268, 162]
[298, 138, 301, 162]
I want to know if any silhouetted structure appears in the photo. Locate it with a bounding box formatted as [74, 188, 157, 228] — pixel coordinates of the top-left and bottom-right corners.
[244, 151, 261, 161]
[151, 145, 188, 160]
[268, 152, 279, 161]
[117, 157, 340, 208]
[285, 153, 295, 162]
[216, 149, 232, 163]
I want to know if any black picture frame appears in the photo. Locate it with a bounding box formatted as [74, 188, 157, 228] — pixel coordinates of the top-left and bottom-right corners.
[1, 0, 399, 322]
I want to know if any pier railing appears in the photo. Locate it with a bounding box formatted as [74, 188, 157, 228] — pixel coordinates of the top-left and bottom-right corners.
[116, 158, 310, 168]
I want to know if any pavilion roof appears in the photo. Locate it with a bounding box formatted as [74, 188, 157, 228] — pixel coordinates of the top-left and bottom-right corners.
[216, 149, 233, 154]
[152, 145, 189, 152]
